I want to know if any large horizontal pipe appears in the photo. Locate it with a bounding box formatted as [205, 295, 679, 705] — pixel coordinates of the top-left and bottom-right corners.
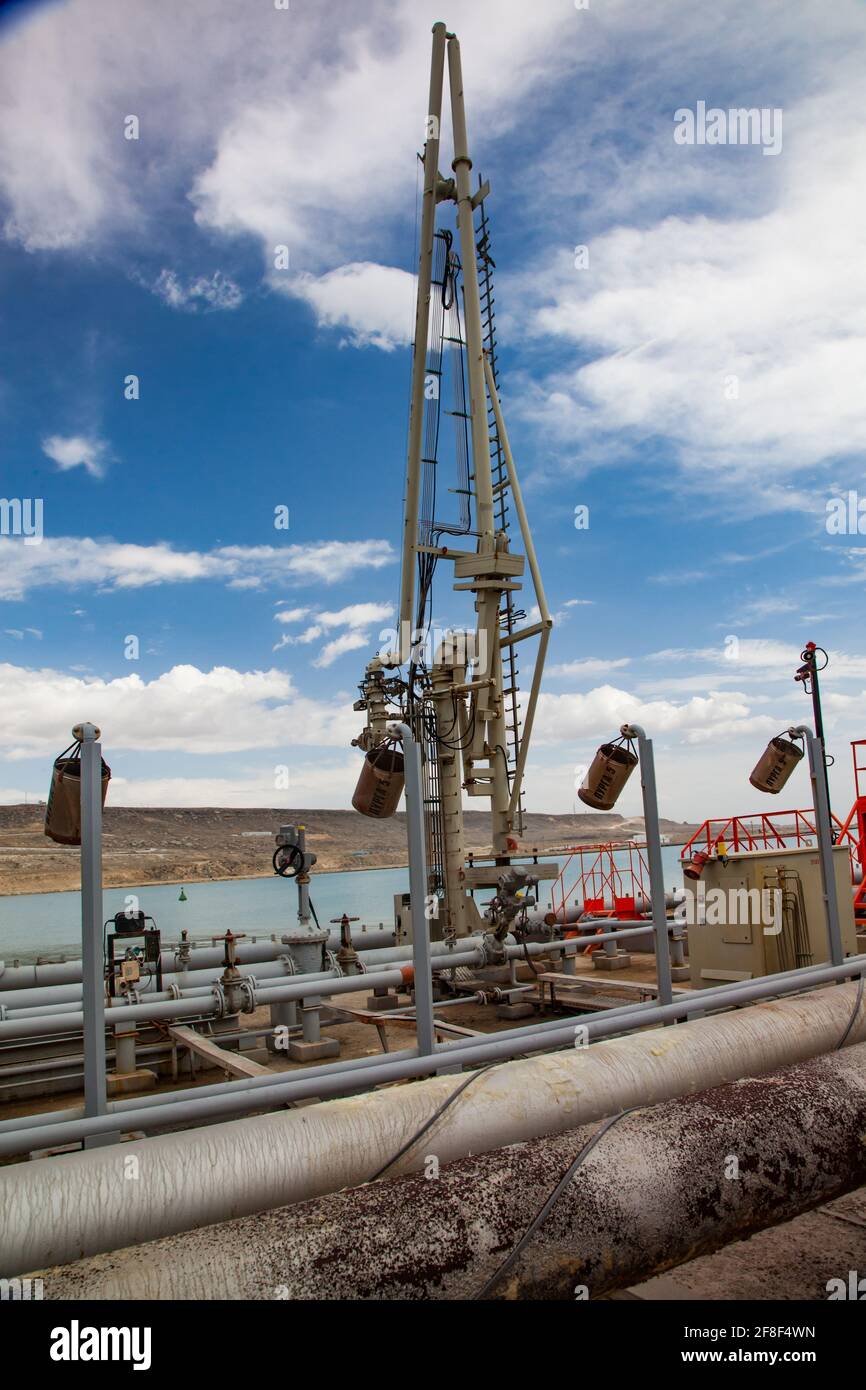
[0, 920, 669, 1024]
[0, 930, 508, 1013]
[0, 923, 670, 1036]
[0, 953, 863, 1150]
[0, 927, 397, 998]
[0, 948, 486, 1042]
[36, 1040, 866, 1299]
[2, 978, 865, 1275]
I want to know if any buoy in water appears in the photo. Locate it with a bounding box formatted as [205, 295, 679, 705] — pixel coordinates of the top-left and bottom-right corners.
[178, 887, 188, 902]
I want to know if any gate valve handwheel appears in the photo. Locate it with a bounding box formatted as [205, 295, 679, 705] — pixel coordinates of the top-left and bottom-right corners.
[331, 914, 359, 947]
[221, 930, 247, 969]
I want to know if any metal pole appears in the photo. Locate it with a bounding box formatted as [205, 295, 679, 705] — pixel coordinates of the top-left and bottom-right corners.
[796, 643, 833, 831]
[398, 21, 447, 657]
[621, 724, 673, 1005]
[77, 722, 109, 1136]
[446, 32, 493, 545]
[394, 722, 436, 1057]
[792, 723, 844, 965]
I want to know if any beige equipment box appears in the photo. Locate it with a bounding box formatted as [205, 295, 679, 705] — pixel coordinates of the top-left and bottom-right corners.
[685, 845, 859, 989]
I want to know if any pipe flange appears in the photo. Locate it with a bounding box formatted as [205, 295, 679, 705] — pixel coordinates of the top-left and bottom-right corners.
[277, 953, 298, 976]
[210, 983, 227, 1018]
[323, 949, 339, 975]
[167, 983, 181, 1000]
[480, 932, 507, 968]
[0, 1004, 6, 1022]
[228, 978, 257, 1014]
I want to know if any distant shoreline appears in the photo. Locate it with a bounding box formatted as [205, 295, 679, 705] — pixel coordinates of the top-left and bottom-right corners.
[0, 840, 692, 899]
[0, 861, 412, 899]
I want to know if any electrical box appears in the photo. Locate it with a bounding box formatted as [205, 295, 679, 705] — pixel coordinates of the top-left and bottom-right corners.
[684, 845, 859, 988]
[106, 915, 162, 998]
[394, 892, 413, 944]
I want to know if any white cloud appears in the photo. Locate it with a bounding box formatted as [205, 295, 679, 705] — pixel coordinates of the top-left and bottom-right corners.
[0, 661, 359, 759]
[103, 759, 361, 808]
[0, 536, 395, 600]
[41, 434, 108, 478]
[316, 603, 393, 629]
[651, 638, 866, 684]
[285, 264, 415, 350]
[532, 683, 765, 748]
[517, 61, 866, 507]
[273, 600, 393, 665]
[152, 268, 242, 311]
[189, 2, 576, 268]
[312, 631, 371, 669]
[0, 0, 576, 284]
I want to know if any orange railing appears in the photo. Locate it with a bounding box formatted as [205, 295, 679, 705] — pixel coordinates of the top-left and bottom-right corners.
[549, 841, 650, 922]
[680, 810, 861, 882]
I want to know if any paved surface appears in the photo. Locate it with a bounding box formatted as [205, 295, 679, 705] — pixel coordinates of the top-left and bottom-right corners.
[618, 1186, 866, 1300]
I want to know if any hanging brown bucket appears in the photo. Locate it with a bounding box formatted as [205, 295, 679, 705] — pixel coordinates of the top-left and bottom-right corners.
[577, 741, 638, 811]
[44, 741, 112, 845]
[749, 735, 804, 794]
[352, 744, 405, 819]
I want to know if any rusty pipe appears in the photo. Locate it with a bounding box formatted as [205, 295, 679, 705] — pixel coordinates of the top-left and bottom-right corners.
[36, 1040, 866, 1299]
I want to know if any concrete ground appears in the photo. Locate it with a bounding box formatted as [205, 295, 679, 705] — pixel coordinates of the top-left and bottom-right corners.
[616, 1186, 866, 1301]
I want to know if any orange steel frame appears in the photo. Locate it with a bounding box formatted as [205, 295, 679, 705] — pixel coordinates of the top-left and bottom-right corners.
[550, 841, 650, 922]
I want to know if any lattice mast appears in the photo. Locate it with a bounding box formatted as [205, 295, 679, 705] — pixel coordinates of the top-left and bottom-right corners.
[354, 22, 552, 936]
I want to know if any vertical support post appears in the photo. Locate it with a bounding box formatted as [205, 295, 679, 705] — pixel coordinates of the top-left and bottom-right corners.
[623, 724, 673, 1006]
[78, 722, 108, 1127]
[398, 21, 448, 655]
[793, 724, 844, 965]
[446, 32, 494, 545]
[395, 722, 436, 1057]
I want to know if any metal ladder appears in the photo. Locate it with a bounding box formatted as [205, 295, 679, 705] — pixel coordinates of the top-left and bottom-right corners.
[477, 191, 525, 834]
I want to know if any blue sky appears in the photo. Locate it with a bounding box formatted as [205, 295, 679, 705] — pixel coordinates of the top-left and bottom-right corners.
[0, 0, 865, 822]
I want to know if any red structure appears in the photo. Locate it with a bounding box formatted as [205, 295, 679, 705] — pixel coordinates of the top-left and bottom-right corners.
[550, 841, 650, 923]
[681, 739, 866, 925]
[835, 740, 866, 922]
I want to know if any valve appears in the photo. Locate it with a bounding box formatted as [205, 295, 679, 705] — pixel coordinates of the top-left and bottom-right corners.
[331, 913, 361, 974]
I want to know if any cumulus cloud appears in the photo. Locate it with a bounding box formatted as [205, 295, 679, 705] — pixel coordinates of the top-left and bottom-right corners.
[41, 434, 108, 478]
[0, 0, 576, 335]
[101, 759, 361, 808]
[532, 683, 770, 748]
[284, 264, 415, 350]
[0, 536, 395, 600]
[0, 661, 359, 759]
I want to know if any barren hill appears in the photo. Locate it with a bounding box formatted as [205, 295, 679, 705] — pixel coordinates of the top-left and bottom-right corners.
[0, 804, 698, 896]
